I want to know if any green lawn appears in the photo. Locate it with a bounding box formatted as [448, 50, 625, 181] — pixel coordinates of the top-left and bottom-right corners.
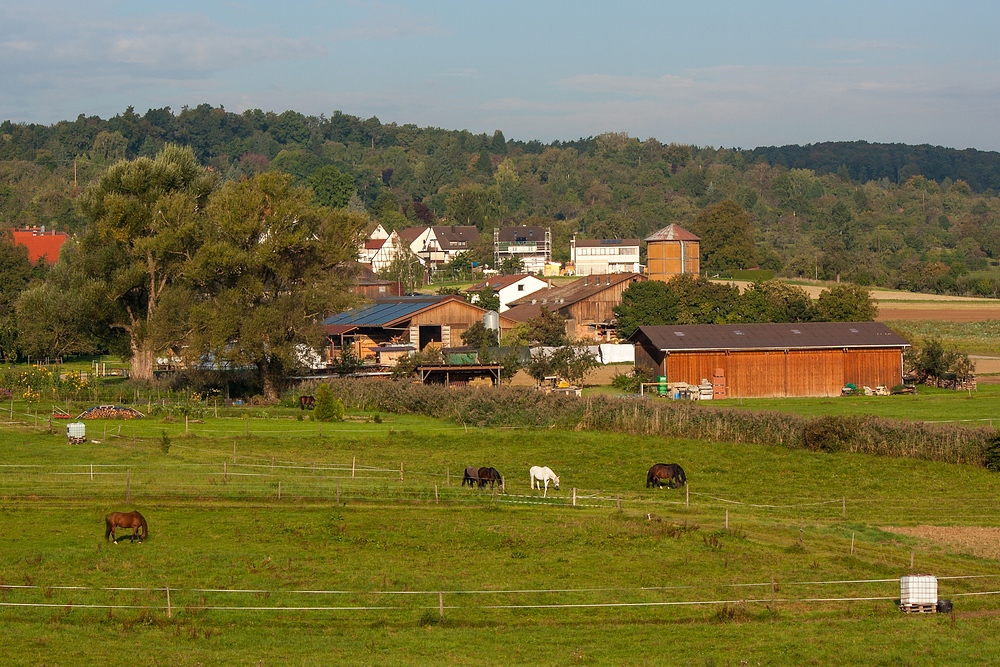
[710, 383, 1000, 425]
[3, 406, 1000, 664]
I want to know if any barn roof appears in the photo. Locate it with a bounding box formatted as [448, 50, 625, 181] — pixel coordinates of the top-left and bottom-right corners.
[644, 224, 699, 243]
[465, 274, 537, 292]
[508, 273, 643, 309]
[324, 296, 453, 328]
[630, 322, 909, 352]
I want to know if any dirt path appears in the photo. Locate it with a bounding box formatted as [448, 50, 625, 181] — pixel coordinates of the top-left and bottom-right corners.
[883, 526, 1000, 560]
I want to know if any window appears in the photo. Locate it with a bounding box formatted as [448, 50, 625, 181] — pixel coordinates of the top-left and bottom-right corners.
[517, 284, 525, 291]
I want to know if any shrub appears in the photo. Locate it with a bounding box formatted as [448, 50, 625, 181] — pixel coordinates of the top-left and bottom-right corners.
[984, 434, 1000, 472]
[160, 431, 171, 454]
[313, 384, 344, 422]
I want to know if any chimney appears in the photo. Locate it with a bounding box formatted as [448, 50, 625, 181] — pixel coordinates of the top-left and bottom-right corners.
[584, 277, 589, 286]
[547, 279, 552, 289]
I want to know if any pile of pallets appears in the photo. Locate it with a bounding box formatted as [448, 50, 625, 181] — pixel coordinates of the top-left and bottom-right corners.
[77, 405, 145, 420]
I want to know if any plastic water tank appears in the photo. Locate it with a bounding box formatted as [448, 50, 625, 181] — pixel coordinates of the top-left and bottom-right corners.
[66, 422, 85, 439]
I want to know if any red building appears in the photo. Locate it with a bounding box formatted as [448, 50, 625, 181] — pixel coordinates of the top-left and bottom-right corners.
[11, 227, 68, 265]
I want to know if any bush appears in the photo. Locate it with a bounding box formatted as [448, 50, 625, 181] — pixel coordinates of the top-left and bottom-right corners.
[984, 435, 1000, 472]
[160, 430, 171, 454]
[313, 384, 344, 422]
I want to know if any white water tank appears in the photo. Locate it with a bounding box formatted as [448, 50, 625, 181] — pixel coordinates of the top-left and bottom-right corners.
[483, 310, 499, 331]
[900, 575, 937, 605]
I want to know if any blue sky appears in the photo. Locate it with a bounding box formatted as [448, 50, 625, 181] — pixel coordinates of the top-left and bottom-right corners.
[3, 1, 1000, 150]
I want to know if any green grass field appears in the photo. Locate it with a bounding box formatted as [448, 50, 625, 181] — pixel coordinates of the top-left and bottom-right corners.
[3, 399, 1000, 665]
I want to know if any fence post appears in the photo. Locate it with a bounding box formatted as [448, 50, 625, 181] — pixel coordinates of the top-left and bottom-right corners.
[352, 457, 356, 478]
[685, 483, 689, 509]
[439, 591, 444, 619]
[572, 488, 577, 507]
[185, 415, 189, 435]
[725, 509, 729, 530]
[842, 497, 846, 518]
[90, 464, 93, 481]
[399, 463, 403, 482]
[434, 484, 439, 503]
[851, 532, 855, 555]
[166, 586, 172, 619]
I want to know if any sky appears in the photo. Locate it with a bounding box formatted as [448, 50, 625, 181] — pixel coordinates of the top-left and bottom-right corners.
[3, 0, 1000, 151]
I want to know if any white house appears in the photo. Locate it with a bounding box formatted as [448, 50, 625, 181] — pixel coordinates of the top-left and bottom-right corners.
[464, 273, 549, 312]
[400, 225, 480, 269]
[358, 228, 407, 273]
[570, 237, 642, 275]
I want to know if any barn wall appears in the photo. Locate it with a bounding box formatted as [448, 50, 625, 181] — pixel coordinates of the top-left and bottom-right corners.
[634, 342, 663, 376]
[664, 347, 904, 398]
[647, 240, 700, 282]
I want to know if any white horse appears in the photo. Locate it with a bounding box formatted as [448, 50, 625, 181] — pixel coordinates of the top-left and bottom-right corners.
[529, 466, 560, 497]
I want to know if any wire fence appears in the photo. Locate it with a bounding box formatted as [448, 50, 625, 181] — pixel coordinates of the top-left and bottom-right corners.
[0, 575, 995, 617]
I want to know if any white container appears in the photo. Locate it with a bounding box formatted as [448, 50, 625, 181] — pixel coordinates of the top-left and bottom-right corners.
[66, 422, 85, 439]
[900, 575, 937, 605]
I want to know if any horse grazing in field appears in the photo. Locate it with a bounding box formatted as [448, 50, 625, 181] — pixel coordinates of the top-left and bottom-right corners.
[462, 466, 481, 487]
[299, 395, 315, 410]
[105, 510, 148, 543]
[529, 466, 560, 498]
[646, 463, 687, 489]
[478, 467, 504, 491]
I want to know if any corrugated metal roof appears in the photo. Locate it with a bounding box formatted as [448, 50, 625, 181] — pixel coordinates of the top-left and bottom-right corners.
[630, 322, 909, 351]
[324, 296, 449, 327]
[644, 224, 700, 242]
[508, 273, 645, 309]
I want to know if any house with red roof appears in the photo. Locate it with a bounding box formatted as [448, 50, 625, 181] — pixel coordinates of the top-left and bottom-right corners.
[11, 227, 68, 265]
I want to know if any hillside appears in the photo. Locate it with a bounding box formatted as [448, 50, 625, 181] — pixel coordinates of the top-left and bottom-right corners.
[2, 106, 1000, 300]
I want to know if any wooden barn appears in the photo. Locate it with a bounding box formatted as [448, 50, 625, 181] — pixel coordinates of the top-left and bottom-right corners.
[630, 322, 909, 398]
[504, 273, 646, 341]
[324, 296, 516, 363]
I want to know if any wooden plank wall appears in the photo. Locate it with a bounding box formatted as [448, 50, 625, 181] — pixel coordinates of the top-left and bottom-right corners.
[564, 277, 644, 339]
[647, 241, 700, 282]
[665, 348, 904, 398]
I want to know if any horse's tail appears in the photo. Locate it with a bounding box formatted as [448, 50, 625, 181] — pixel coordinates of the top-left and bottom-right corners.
[104, 515, 112, 541]
[137, 512, 148, 539]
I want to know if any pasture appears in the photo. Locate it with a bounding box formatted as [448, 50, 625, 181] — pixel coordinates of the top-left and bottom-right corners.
[3, 406, 1000, 665]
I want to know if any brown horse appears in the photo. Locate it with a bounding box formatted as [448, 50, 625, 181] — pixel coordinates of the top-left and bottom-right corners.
[299, 395, 316, 410]
[646, 463, 686, 489]
[478, 467, 504, 491]
[105, 511, 148, 543]
[462, 466, 481, 487]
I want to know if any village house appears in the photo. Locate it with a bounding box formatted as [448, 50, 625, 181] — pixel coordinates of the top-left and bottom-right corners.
[399, 225, 480, 270]
[494, 226, 551, 274]
[504, 273, 646, 341]
[357, 224, 407, 273]
[11, 226, 68, 265]
[570, 236, 642, 275]
[463, 274, 548, 312]
[630, 321, 909, 398]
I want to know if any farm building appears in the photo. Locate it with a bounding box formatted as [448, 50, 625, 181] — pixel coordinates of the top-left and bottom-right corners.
[348, 263, 402, 299]
[505, 273, 646, 341]
[323, 295, 516, 364]
[645, 224, 699, 282]
[630, 322, 909, 398]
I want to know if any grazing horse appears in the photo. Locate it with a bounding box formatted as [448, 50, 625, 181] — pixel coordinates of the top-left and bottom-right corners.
[646, 463, 687, 489]
[105, 511, 148, 543]
[299, 395, 316, 410]
[478, 467, 504, 491]
[529, 466, 560, 498]
[462, 466, 481, 487]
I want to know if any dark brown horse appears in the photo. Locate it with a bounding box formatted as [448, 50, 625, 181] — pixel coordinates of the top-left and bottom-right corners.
[478, 467, 503, 491]
[299, 395, 315, 410]
[105, 511, 148, 543]
[646, 463, 686, 489]
[462, 466, 481, 487]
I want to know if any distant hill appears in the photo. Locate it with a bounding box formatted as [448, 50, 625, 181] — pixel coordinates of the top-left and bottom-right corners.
[748, 141, 1000, 193]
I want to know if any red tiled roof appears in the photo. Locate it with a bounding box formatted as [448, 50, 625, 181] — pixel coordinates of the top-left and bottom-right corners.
[364, 238, 388, 250]
[11, 228, 67, 265]
[465, 274, 534, 292]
